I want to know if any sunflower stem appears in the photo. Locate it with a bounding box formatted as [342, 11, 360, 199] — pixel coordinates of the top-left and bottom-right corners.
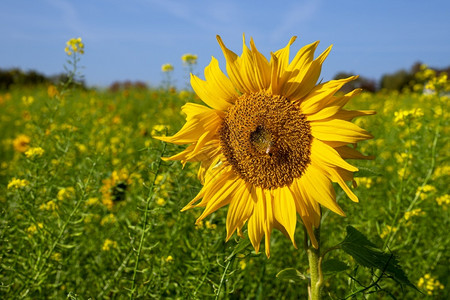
[307, 227, 322, 300]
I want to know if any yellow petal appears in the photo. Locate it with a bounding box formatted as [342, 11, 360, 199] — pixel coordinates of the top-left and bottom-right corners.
[247, 186, 266, 253]
[226, 182, 254, 241]
[300, 165, 345, 216]
[191, 57, 237, 110]
[311, 118, 373, 144]
[333, 109, 376, 121]
[310, 139, 359, 172]
[155, 103, 222, 145]
[272, 187, 297, 246]
[335, 145, 374, 160]
[250, 37, 271, 90]
[299, 76, 358, 115]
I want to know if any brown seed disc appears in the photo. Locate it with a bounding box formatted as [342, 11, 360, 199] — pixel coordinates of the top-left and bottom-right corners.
[219, 91, 312, 189]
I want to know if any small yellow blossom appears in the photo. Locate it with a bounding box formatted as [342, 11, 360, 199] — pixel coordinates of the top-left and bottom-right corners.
[394, 152, 412, 164]
[7, 178, 29, 190]
[239, 260, 247, 270]
[354, 177, 373, 189]
[57, 187, 75, 201]
[22, 96, 34, 106]
[151, 125, 168, 136]
[26, 222, 44, 235]
[380, 225, 398, 239]
[165, 255, 174, 262]
[25, 147, 45, 158]
[86, 197, 99, 206]
[417, 274, 444, 296]
[403, 208, 425, 221]
[39, 200, 58, 211]
[13, 134, 30, 152]
[51, 252, 62, 261]
[416, 185, 436, 200]
[156, 197, 166, 206]
[436, 194, 450, 207]
[181, 53, 198, 65]
[205, 221, 217, 229]
[195, 220, 204, 230]
[161, 64, 174, 72]
[433, 165, 450, 179]
[47, 85, 59, 98]
[65, 37, 85, 55]
[394, 108, 424, 127]
[101, 213, 117, 225]
[102, 239, 118, 251]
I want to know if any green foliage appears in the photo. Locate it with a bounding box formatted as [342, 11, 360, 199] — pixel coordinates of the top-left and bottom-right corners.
[0, 81, 448, 299]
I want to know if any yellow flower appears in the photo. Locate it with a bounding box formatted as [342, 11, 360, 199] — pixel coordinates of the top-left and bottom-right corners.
[354, 177, 373, 189]
[22, 96, 34, 106]
[65, 37, 85, 55]
[155, 35, 375, 257]
[151, 124, 168, 136]
[7, 178, 29, 190]
[51, 252, 62, 261]
[161, 64, 174, 72]
[416, 185, 436, 200]
[165, 255, 174, 262]
[156, 197, 166, 206]
[394, 108, 424, 127]
[380, 225, 397, 239]
[39, 200, 58, 211]
[86, 197, 99, 206]
[205, 220, 217, 229]
[47, 85, 59, 98]
[417, 274, 444, 295]
[101, 169, 131, 210]
[403, 208, 425, 221]
[436, 194, 450, 207]
[181, 53, 198, 65]
[102, 239, 118, 251]
[100, 214, 117, 225]
[26, 222, 44, 235]
[13, 134, 30, 152]
[25, 147, 45, 158]
[239, 260, 247, 270]
[57, 187, 75, 201]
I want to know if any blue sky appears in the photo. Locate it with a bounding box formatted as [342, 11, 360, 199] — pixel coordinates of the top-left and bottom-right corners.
[1, 0, 449, 88]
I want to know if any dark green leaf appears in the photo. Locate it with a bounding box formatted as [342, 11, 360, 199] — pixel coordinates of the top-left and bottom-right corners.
[276, 268, 307, 282]
[322, 258, 348, 275]
[340, 226, 417, 290]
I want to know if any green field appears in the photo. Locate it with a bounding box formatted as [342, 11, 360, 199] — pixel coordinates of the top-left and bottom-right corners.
[1, 71, 448, 299]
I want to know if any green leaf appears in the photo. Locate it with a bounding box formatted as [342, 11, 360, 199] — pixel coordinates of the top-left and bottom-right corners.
[322, 258, 348, 275]
[340, 226, 417, 290]
[276, 268, 307, 282]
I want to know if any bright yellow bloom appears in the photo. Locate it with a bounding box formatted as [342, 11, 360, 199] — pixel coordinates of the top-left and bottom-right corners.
[25, 147, 45, 158]
[155, 35, 374, 257]
[380, 225, 398, 239]
[403, 208, 425, 221]
[416, 185, 436, 200]
[22, 96, 34, 106]
[165, 255, 174, 262]
[86, 197, 99, 206]
[156, 197, 166, 206]
[394, 108, 424, 126]
[354, 177, 373, 189]
[100, 213, 117, 225]
[102, 239, 118, 251]
[436, 194, 450, 207]
[39, 200, 58, 211]
[57, 187, 75, 201]
[417, 274, 444, 295]
[181, 53, 198, 65]
[65, 37, 85, 55]
[161, 64, 174, 72]
[26, 222, 44, 235]
[7, 178, 29, 190]
[13, 134, 30, 152]
[151, 125, 168, 136]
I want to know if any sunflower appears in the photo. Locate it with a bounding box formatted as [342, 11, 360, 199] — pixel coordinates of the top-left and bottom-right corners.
[156, 35, 374, 257]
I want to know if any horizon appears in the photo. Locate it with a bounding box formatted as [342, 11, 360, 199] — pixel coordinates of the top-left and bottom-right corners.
[1, 0, 449, 88]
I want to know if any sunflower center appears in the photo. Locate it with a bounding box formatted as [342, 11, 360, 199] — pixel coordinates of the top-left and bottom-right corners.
[219, 91, 312, 189]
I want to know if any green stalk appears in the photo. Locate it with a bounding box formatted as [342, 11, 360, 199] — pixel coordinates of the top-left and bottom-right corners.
[307, 227, 322, 300]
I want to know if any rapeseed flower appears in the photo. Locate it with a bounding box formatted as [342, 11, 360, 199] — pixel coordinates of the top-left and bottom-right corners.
[417, 274, 444, 296]
[156, 35, 374, 256]
[13, 134, 30, 152]
[181, 53, 198, 65]
[25, 147, 45, 158]
[65, 37, 84, 56]
[161, 64, 174, 72]
[7, 178, 29, 190]
[102, 239, 118, 251]
[101, 169, 131, 210]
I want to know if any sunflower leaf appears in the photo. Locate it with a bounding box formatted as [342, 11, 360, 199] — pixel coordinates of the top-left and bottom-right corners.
[276, 268, 307, 282]
[340, 226, 417, 290]
[322, 258, 348, 275]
